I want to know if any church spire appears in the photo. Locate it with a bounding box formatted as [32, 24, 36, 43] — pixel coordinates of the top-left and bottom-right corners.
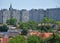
[10, 4, 12, 9]
[9, 4, 13, 10]
[9, 4, 13, 18]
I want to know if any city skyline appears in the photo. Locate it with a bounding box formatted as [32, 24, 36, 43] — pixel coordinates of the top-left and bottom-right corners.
[0, 0, 60, 10]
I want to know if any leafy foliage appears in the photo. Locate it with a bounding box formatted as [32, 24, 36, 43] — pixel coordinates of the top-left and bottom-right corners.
[56, 21, 60, 26]
[45, 33, 60, 43]
[7, 33, 60, 43]
[0, 24, 8, 32]
[21, 29, 28, 35]
[19, 21, 37, 30]
[8, 35, 27, 43]
[28, 35, 43, 43]
[6, 18, 17, 25]
[28, 21, 37, 30]
[19, 22, 29, 30]
[42, 17, 55, 23]
[38, 24, 52, 32]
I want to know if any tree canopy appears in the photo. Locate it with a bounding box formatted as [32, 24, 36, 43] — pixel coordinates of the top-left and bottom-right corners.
[42, 17, 55, 23]
[19, 21, 37, 30]
[45, 33, 60, 43]
[8, 35, 27, 43]
[28, 35, 42, 43]
[0, 24, 8, 32]
[6, 18, 17, 25]
[21, 29, 28, 35]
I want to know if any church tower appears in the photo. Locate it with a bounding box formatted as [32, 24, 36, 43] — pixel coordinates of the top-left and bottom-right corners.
[9, 4, 13, 18]
[9, 4, 13, 10]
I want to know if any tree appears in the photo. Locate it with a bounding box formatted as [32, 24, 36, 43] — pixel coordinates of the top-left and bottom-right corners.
[21, 29, 28, 35]
[0, 24, 8, 32]
[38, 23, 52, 32]
[6, 18, 17, 25]
[56, 21, 60, 26]
[19, 22, 29, 30]
[56, 21, 60, 30]
[45, 33, 60, 43]
[38, 17, 55, 32]
[19, 21, 37, 30]
[42, 17, 55, 23]
[28, 35, 42, 43]
[8, 35, 27, 43]
[28, 21, 37, 30]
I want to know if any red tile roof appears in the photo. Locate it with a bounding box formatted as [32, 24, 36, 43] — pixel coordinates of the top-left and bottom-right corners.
[0, 38, 10, 43]
[30, 32, 53, 39]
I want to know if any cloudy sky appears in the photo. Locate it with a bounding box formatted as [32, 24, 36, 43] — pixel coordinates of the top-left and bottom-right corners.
[0, 0, 60, 10]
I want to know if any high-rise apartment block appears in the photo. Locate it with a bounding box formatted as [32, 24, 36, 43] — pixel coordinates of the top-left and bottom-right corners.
[20, 9, 29, 22]
[0, 4, 60, 24]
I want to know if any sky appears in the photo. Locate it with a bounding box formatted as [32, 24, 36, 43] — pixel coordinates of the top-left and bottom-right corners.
[0, 0, 60, 10]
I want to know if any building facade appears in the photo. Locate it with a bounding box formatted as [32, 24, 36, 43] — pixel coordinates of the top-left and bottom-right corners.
[0, 4, 60, 24]
[9, 4, 20, 24]
[20, 9, 29, 22]
[0, 4, 20, 24]
[0, 10, 3, 24]
[29, 9, 45, 22]
[46, 8, 60, 21]
[0, 9, 10, 24]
